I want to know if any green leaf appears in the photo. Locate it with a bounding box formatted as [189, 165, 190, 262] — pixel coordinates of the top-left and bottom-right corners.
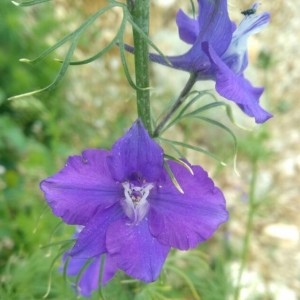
[160, 137, 226, 166]
[159, 92, 224, 134]
[12, 0, 52, 6]
[176, 90, 216, 118]
[9, 4, 119, 100]
[9, 35, 80, 100]
[164, 154, 194, 175]
[165, 265, 201, 300]
[191, 115, 238, 172]
[62, 17, 126, 65]
[126, 15, 170, 65]
[158, 137, 185, 158]
[117, 20, 139, 90]
[180, 100, 225, 120]
[75, 258, 93, 288]
[189, 0, 196, 18]
[163, 160, 184, 194]
[43, 247, 69, 299]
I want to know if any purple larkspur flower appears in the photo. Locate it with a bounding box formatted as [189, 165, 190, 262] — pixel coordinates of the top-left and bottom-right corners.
[149, 1, 272, 123]
[40, 120, 228, 296]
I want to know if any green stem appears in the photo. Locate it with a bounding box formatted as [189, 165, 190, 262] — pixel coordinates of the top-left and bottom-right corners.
[127, 0, 152, 134]
[153, 72, 197, 137]
[233, 160, 258, 300]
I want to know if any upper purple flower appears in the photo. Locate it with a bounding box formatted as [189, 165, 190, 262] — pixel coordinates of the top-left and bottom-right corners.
[149, 1, 272, 123]
[40, 120, 228, 296]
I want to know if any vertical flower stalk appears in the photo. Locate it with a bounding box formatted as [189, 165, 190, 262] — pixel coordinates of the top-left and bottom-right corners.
[127, 0, 152, 134]
[234, 159, 258, 300]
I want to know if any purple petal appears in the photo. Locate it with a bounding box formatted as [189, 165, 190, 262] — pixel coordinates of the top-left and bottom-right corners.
[175, 0, 233, 73]
[69, 203, 123, 258]
[202, 42, 272, 123]
[40, 149, 122, 225]
[149, 52, 204, 73]
[194, 0, 232, 56]
[176, 9, 199, 44]
[149, 0, 233, 75]
[148, 161, 228, 250]
[127, 45, 198, 75]
[106, 218, 170, 282]
[63, 254, 117, 297]
[223, 12, 270, 73]
[108, 120, 164, 182]
[238, 12, 270, 37]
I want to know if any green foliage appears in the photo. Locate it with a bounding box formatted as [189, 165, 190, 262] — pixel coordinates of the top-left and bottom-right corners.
[0, 2, 72, 298]
[156, 91, 237, 168]
[8, 0, 165, 101]
[237, 127, 272, 163]
[0, 1, 273, 299]
[0, 2, 60, 98]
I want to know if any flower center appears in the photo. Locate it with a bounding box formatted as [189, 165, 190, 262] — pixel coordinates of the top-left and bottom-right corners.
[121, 181, 154, 224]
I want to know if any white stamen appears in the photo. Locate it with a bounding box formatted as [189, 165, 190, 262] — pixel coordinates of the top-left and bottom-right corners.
[122, 182, 154, 224]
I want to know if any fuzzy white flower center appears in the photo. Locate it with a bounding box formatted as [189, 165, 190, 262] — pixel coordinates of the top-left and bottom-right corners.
[121, 182, 154, 224]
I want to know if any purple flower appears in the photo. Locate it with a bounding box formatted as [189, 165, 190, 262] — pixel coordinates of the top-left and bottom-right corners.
[40, 120, 228, 296]
[149, 1, 272, 123]
[61, 227, 117, 297]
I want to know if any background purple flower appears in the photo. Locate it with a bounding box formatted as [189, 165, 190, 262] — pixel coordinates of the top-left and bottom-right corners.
[149, 1, 272, 123]
[40, 120, 228, 296]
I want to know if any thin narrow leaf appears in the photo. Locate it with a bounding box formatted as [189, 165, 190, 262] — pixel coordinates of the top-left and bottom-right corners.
[118, 23, 139, 90]
[19, 35, 74, 65]
[151, 291, 171, 300]
[160, 101, 226, 134]
[43, 248, 68, 299]
[176, 91, 207, 119]
[32, 204, 50, 234]
[158, 93, 221, 134]
[75, 258, 93, 288]
[12, 0, 52, 6]
[40, 239, 75, 250]
[9, 5, 121, 100]
[65, 21, 125, 65]
[167, 250, 209, 269]
[126, 14, 170, 64]
[163, 161, 184, 194]
[164, 154, 194, 175]
[193, 116, 237, 149]
[43, 221, 64, 257]
[177, 91, 218, 119]
[19, 4, 115, 65]
[225, 105, 252, 131]
[57, 8, 126, 65]
[165, 265, 201, 300]
[98, 255, 107, 300]
[182, 102, 227, 120]
[9, 35, 80, 100]
[62, 255, 71, 284]
[189, 0, 196, 18]
[157, 137, 185, 158]
[192, 116, 239, 174]
[160, 137, 226, 166]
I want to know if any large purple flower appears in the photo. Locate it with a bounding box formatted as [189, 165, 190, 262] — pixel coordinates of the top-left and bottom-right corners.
[40, 120, 228, 296]
[149, 1, 272, 123]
